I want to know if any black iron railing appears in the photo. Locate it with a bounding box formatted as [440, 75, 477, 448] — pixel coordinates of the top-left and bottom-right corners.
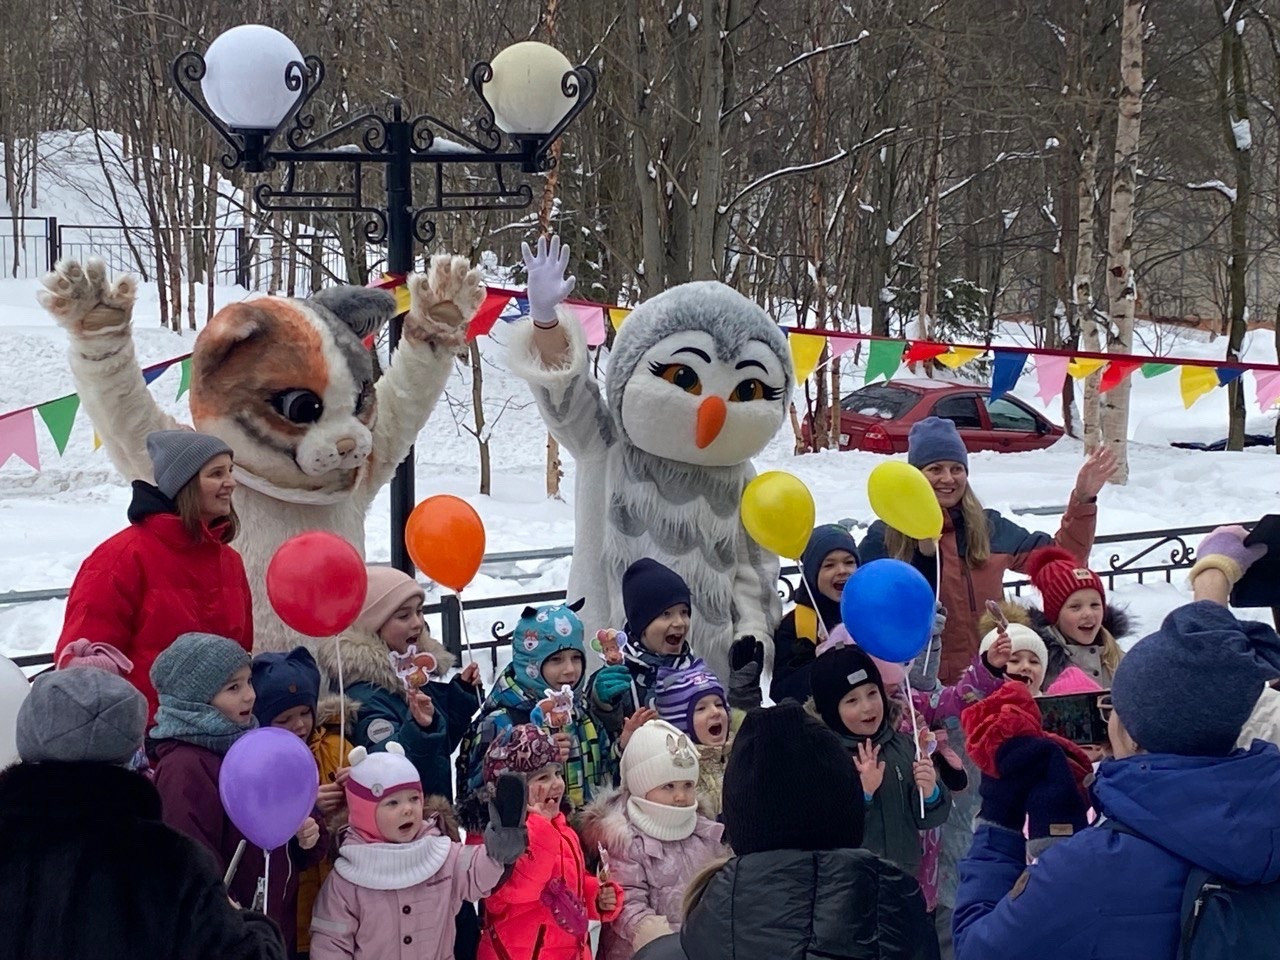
[5, 521, 1249, 674]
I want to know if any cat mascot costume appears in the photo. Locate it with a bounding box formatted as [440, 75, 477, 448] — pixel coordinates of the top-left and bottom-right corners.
[38, 255, 483, 652]
[505, 237, 789, 681]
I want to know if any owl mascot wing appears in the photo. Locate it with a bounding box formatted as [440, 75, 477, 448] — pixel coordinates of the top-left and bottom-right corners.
[37, 255, 485, 653]
[504, 239, 785, 682]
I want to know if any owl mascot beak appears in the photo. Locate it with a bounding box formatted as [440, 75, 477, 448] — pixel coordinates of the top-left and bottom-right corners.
[696, 395, 727, 449]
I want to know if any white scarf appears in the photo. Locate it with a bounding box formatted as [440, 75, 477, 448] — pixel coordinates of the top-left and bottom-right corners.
[627, 795, 699, 842]
[334, 832, 453, 891]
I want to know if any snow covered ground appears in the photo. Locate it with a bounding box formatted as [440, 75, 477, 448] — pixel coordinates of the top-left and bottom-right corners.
[2, 268, 1276, 668]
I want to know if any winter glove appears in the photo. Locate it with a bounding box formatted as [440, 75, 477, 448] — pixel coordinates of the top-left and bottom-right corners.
[728, 636, 764, 711]
[483, 773, 529, 865]
[521, 235, 575, 326]
[910, 603, 948, 692]
[1025, 744, 1090, 858]
[592, 665, 634, 705]
[977, 735, 1059, 832]
[1191, 525, 1268, 586]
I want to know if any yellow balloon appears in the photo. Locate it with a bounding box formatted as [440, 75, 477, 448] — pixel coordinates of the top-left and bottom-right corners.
[867, 461, 944, 541]
[741, 471, 816, 559]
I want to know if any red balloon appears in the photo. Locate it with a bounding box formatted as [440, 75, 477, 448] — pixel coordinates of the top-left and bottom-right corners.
[405, 495, 485, 593]
[266, 531, 368, 637]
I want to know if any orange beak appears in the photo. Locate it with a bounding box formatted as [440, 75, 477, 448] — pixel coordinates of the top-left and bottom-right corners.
[696, 395, 727, 449]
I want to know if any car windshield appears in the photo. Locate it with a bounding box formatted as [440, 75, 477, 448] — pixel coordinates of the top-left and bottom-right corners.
[840, 384, 918, 419]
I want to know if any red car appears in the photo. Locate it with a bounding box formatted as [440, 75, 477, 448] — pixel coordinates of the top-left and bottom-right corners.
[804, 379, 1064, 455]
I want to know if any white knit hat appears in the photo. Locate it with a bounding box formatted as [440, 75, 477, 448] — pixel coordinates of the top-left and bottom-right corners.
[621, 719, 700, 797]
[980, 623, 1049, 666]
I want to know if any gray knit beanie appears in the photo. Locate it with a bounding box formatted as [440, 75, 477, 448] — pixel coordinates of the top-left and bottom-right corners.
[1111, 601, 1280, 757]
[15, 670, 146, 765]
[150, 632, 252, 705]
[146, 430, 232, 500]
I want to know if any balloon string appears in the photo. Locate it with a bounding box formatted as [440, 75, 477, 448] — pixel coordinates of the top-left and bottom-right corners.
[797, 558, 835, 642]
[336, 636, 346, 750]
[457, 592, 474, 661]
[933, 541, 941, 601]
[902, 673, 926, 820]
[262, 848, 271, 914]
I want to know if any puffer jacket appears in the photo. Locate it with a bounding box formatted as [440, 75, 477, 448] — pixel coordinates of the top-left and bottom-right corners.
[480, 811, 624, 960]
[634, 849, 930, 960]
[579, 790, 728, 960]
[859, 498, 1096, 684]
[310, 810, 504, 960]
[55, 481, 253, 718]
[458, 666, 614, 813]
[954, 741, 1280, 960]
[317, 625, 479, 801]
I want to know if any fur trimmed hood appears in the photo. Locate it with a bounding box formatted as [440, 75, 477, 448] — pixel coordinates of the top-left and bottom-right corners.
[979, 599, 1131, 683]
[316, 692, 362, 728]
[316, 624, 455, 695]
[578, 787, 632, 857]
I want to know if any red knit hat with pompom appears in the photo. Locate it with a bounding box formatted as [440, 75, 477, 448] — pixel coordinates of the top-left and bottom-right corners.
[1026, 546, 1106, 625]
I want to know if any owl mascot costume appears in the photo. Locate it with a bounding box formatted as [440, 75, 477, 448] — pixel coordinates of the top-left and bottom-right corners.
[505, 238, 788, 682]
[37, 255, 484, 653]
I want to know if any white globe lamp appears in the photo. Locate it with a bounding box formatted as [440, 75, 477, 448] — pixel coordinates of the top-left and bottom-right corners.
[201, 24, 305, 131]
[482, 41, 577, 136]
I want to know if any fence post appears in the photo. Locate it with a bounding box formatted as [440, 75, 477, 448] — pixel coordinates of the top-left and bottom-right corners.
[235, 228, 251, 289]
[440, 593, 463, 660]
[46, 217, 60, 269]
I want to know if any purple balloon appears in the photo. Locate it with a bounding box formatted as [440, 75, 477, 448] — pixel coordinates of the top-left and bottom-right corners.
[219, 727, 319, 851]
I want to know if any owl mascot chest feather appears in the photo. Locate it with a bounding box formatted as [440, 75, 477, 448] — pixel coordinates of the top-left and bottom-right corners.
[39, 255, 484, 652]
[506, 281, 789, 681]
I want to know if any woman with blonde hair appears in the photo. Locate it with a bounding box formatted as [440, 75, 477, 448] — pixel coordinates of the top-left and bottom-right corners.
[859, 418, 1114, 686]
[56, 429, 252, 718]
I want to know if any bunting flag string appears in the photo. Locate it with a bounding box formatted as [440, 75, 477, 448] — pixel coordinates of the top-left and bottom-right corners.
[864, 340, 905, 384]
[789, 333, 826, 384]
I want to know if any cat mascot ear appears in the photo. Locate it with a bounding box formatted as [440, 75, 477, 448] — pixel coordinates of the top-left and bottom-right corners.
[310, 286, 397, 341]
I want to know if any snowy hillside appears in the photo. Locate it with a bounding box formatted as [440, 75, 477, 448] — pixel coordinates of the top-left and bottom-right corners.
[2, 270, 1276, 665]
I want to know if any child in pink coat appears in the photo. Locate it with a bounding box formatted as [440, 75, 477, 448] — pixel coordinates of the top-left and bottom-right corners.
[579, 719, 728, 960]
[310, 743, 528, 960]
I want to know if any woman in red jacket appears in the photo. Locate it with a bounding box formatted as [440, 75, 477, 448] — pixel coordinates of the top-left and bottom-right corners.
[56, 429, 253, 717]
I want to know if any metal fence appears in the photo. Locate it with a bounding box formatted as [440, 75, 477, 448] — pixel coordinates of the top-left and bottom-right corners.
[3, 521, 1250, 674]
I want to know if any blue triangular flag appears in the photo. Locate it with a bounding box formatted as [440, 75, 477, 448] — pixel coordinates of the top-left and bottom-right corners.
[990, 351, 1028, 402]
[143, 364, 169, 385]
[1216, 367, 1246, 387]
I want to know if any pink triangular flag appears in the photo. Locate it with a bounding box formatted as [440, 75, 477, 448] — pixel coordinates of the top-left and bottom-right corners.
[829, 336, 857, 359]
[567, 302, 606, 347]
[1255, 370, 1280, 411]
[1034, 354, 1070, 404]
[0, 409, 41, 470]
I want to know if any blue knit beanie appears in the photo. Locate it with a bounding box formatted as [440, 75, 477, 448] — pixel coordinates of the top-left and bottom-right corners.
[907, 417, 969, 470]
[510, 601, 587, 697]
[800, 524, 860, 622]
[251, 647, 321, 727]
[622, 559, 692, 638]
[1111, 601, 1280, 757]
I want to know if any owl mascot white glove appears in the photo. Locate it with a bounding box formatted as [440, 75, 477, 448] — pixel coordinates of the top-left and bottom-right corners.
[506, 237, 788, 682]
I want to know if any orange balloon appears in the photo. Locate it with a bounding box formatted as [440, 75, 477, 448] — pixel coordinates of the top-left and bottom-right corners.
[405, 495, 486, 592]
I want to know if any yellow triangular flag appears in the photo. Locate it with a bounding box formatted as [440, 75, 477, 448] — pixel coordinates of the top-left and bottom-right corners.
[789, 332, 826, 383]
[92, 431, 102, 451]
[1067, 357, 1107, 379]
[1180, 365, 1219, 409]
[608, 307, 631, 331]
[935, 347, 983, 370]
[393, 284, 411, 316]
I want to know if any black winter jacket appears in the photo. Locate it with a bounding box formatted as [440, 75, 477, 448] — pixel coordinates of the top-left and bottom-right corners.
[633, 848, 931, 960]
[0, 760, 286, 960]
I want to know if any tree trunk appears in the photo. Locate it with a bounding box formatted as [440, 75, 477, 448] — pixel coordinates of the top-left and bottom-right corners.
[540, 0, 566, 501]
[915, 56, 946, 343]
[469, 340, 491, 496]
[1099, 0, 1145, 485]
[1075, 130, 1102, 450]
[1220, 5, 1251, 452]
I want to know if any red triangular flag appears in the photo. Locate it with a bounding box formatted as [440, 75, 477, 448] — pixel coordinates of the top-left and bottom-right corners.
[903, 341, 950, 364]
[1099, 359, 1142, 393]
[466, 292, 511, 341]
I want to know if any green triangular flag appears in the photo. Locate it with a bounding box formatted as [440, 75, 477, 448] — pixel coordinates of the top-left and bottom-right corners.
[37, 394, 80, 456]
[865, 339, 905, 384]
[176, 358, 192, 400]
[1141, 362, 1175, 379]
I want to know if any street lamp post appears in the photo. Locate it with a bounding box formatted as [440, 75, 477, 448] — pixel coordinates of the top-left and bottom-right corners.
[173, 25, 595, 574]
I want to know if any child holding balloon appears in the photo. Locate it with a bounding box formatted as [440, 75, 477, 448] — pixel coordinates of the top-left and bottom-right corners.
[149, 631, 327, 954]
[317, 565, 483, 802]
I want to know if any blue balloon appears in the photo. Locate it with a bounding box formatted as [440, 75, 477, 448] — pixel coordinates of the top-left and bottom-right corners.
[840, 559, 935, 663]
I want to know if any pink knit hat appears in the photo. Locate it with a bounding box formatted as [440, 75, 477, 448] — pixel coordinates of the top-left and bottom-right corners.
[56, 640, 134, 676]
[344, 743, 421, 841]
[355, 565, 425, 635]
[1045, 665, 1105, 696]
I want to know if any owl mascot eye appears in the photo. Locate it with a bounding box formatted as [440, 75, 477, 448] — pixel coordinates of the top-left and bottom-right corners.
[505, 238, 790, 681]
[37, 254, 487, 653]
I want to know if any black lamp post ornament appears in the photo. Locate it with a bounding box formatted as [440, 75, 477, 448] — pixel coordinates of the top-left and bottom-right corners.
[173, 24, 596, 574]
